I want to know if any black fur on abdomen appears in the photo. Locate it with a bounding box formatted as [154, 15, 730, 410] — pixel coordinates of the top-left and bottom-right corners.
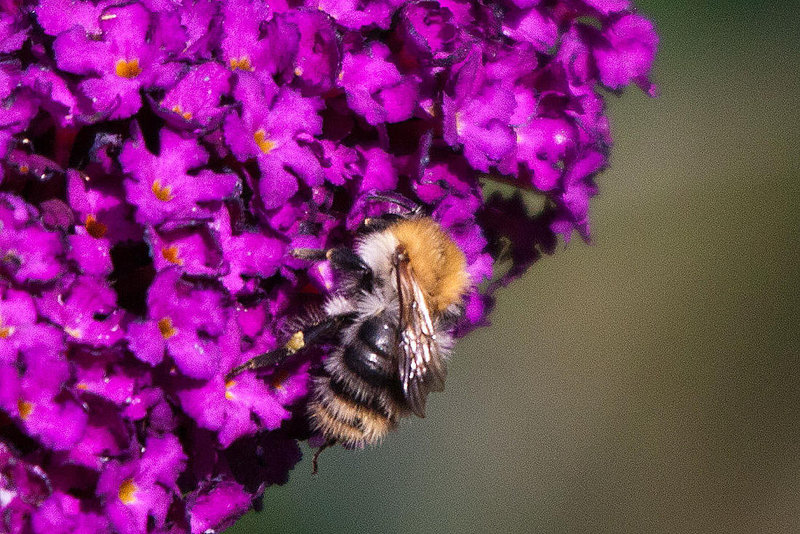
[308, 312, 408, 447]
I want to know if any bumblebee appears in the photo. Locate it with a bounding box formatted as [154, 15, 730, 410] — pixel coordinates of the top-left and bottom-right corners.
[229, 200, 470, 471]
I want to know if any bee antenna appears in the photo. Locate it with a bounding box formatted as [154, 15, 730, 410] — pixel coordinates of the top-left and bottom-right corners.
[311, 438, 337, 475]
[364, 193, 421, 215]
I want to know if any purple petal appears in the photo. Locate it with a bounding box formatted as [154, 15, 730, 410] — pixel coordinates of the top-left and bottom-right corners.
[174, 375, 226, 431]
[594, 14, 659, 91]
[139, 434, 187, 490]
[127, 320, 166, 366]
[36, 0, 111, 36]
[159, 62, 231, 129]
[167, 330, 221, 380]
[187, 480, 252, 534]
[581, 0, 632, 14]
[32, 491, 109, 534]
[502, 7, 558, 52]
[67, 233, 113, 276]
[0, 16, 26, 55]
[79, 76, 143, 119]
[148, 224, 224, 277]
[215, 207, 286, 292]
[52, 26, 105, 75]
[341, 44, 419, 125]
[0, 194, 65, 283]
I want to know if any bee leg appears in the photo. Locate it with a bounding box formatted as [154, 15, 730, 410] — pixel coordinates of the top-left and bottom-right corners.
[358, 213, 405, 234]
[290, 248, 330, 262]
[227, 346, 291, 378]
[292, 247, 374, 289]
[363, 193, 423, 216]
[311, 438, 337, 475]
[227, 312, 357, 379]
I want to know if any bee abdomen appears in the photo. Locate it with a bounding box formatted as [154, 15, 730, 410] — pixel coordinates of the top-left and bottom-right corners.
[310, 375, 398, 447]
[341, 314, 396, 386]
[310, 313, 408, 447]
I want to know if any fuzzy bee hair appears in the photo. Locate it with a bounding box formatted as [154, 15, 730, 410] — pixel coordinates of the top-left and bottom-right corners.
[229, 210, 470, 468]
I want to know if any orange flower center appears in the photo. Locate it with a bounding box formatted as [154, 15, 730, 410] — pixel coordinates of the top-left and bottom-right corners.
[253, 129, 275, 154]
[64, 327, 82, 339]
[158, 317, 177, 339]
[455, 111, 464, 135]
[0, 316, 14, 339]
[115, 59, 142, 79]
[171, 105, 193, 120]
[85, 214, 108, 238]
[17, 399, 33, 420]
[229, 57, 253, 71]
[151, 179, 174, 202]
[224, 380, 236, 400]
[118, 478, 138, 504]
[161, 246, 183, 265]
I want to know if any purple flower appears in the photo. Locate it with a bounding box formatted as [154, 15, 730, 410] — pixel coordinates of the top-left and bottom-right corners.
[71, 347, 142, 407]
[433, 193, 492, 286]
[224, 73, 323, 209]
[214, 206, 286, 293]
[318, 141, 360, 186]
[20, 66, 81, 129]
[67, 231, 113, 276]
[175, 0, 223, 60]
[0, 0, 657, 531]
[443, 67, 517, 172]
[286, 10, 340, 95]
[175, 370, 292, 448]
[502, 5, 558, 52]
[0, 288, 37, 362]
[52, 3, 182, 119]
[67, 169, 142, 244]
[341, 42, 421, 125]
[356, 145, 399, 193]
[1, 66, 39, 176]
[581, 0, 632, 15]
[96, 434, 186, 534]
[36, 0, 112, 36]
[121, 128, 239, 225]
[594, 14, 659, 95]
[0, 10, 27, 53]
[187, 480, 252, 533]
[32, 491, 109, 533]
[515, 117, 578, 191]
[0, 194, 64, 283]
[157, 62, 232, 131]
[315, 0, 405, 30]
[127, 269, 227, 378]
[550, 148, 604, 240]
[147, 224, 224, 278]
[0, 442, 52, 533]
[218, 0, 282, 74]
[414, 155, 475, 204]
[397, 1, 467, 66]
[37, 274, 125, 346]
[169, 317, 294, 447]
[0, 320, 88, 449]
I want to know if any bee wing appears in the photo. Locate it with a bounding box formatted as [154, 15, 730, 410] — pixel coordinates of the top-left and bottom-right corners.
[396, 259, 446, 418]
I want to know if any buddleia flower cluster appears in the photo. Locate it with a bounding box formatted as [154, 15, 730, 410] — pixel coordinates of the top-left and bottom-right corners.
[0, 0, 657, 531]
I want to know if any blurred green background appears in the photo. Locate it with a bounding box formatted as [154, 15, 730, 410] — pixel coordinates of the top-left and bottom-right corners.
[230, 2, 799, 532]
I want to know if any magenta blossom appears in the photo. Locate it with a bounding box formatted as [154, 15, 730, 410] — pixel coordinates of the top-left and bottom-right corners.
[0, 0, 657, 532]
